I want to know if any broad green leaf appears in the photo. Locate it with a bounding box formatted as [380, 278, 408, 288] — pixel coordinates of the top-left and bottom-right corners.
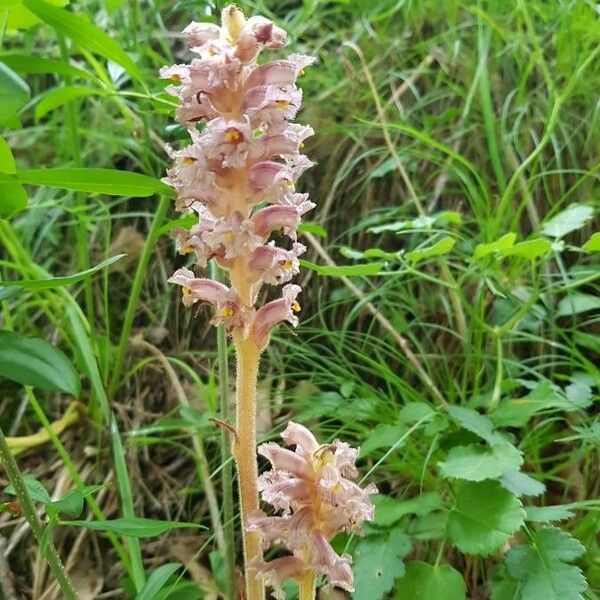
[394, 561, 466, 600]
[446, 480, 525, 555]
[297, 222, 327, 237]
[0, 136, 16, 173]
[5, 254, 125, 290]
[542, 204, 595, 238]
[0, 177, 28, 217]
[474, 233, 516, 259]
[136, 563, 182, 600]
[373, 492, 443, 527]
[5, 474, 51, 504]
[15, 168, 174, 197]
[22, 0, 143, 81]
[64, 517, 204, 538]
[524, 506, 574, 522]
[353, 528, 411, 600]
[406, 236, 455, 263]
[0, 0, 23, 7]
[35, 85, 104, 120]
[500, 471, 545, 497]
[447, 406, 497, 444]
[0, 54, 92, 79]
[0, 61, 30, 124]
[500, 238, 551, 259]
[360, 423, 406, 457]
[5, 0, 65, 30]
[556, 293, 600, 317]
[505, 527, 587, 600]
[438, 440, 522, 482]
[300, 259, 383, 277]
[582, 232, 600, 252]
[48, 489, 84, 517]
[0, 329, 80, 396]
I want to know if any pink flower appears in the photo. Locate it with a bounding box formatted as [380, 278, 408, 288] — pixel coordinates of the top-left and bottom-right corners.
[251, 284, 301, 347]
[248, 241, 305, 286]
[247, 422, 376, 592]
[251, 205, 302, 239]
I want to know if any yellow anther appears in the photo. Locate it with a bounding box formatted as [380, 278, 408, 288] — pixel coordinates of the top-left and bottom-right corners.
[283, 178, 294, 189]
[299, 142, 305, 149]
[291, 301, 301, 313]
[180, 244, 194, 254]
[279, 260, 294, 270]
[182, 156, 197, 165]
[182, 287, 191, 296]
[224, 128, 243, 143]
[298, 69, 305, 76]
[223, 231, 234, 242]
[220, 305, 235, 317]
[170, 74, 182, 83]
[275, 100, 290, 109]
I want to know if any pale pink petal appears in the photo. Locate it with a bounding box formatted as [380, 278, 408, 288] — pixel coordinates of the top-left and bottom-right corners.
[312, 530, 354, 591]
[251, 205, 301, 239]
[251, 283, 301, 345]
[281, 421, 320, 455]
[258, 442, 309, 477]
[168, 269, 231, 307]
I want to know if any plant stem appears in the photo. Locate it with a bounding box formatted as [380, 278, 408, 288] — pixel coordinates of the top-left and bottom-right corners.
[0, 427, 78, 600]
[232, 334, 264, 600]
[108, 195, 170, 399]
[217, 318, 236, 599]
[298, 571, 316, 600]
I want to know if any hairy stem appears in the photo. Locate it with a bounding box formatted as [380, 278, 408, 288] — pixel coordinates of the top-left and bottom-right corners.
[298, 571, 316, 600]
[0, 427, 78, 600]
[232, 334, 264, 600]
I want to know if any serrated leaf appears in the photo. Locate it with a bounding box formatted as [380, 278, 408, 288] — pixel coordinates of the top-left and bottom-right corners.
[399, 402, 435, 424]
[394, 561, 466, 599]
[500, 238, 551, 259]
[372, 492, 443, 526]
[447, 406, 497, 444]
[439, 440, 522, 482]
[582, 232, 600, 252]
[13, 167, 173, 197]
[406, 236, 455, 263]
[557, 293, 600, 317]
[474, 233, 517, 259]
[505, 527, 587, 600]
[524, 506, 574, 522]
[542, 204, 595, 238]
[500, 471, 545, 497]
[0, 329, 80, 396]
[446, 480, 525, 556]
[4, 254, 125, 290]
[353, 528, 411, 600]
[22, 0, 142, 82]
[64, 517, 203, 538]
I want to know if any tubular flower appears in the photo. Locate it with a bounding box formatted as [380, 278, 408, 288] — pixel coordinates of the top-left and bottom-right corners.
[247, 422, 377, 595]
[162, 4, 314, 348]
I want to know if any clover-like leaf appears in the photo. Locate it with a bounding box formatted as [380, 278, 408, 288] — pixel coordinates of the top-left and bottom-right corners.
[353, 528, 411, 600]
[394, 561, 466, 599]
[504, 527, 587, 600]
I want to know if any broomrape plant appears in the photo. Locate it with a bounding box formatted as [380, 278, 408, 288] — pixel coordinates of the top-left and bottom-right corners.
[161, 5, 375, 598]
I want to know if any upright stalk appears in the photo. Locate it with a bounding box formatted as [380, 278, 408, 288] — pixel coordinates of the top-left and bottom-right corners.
[0, 427, 78, 600]
[232, 334, 263, 600]
[298, 571, 316, 600]
[217, 319, 236, 599]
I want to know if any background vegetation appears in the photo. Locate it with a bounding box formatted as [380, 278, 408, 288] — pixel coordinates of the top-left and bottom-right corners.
[0, 0, 599, 598]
